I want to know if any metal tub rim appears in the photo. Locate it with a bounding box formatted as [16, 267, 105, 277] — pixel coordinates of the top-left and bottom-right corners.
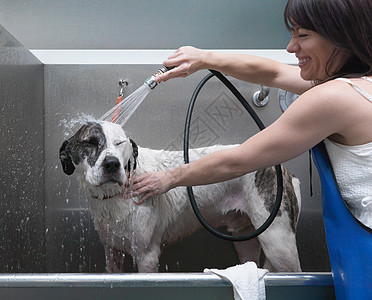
[0, 272, 333, 288]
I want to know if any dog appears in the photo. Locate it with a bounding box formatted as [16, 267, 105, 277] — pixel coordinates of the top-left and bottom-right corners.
[59, 121, 302, 273]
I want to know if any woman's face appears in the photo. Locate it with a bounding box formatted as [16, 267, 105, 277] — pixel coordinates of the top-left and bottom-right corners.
[286, 26, 350, 81]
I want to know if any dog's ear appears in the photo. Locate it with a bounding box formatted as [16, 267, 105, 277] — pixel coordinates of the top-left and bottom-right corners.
[130, 139, 138, 161]
[59, 140, 76, 175]
[130, 139, 138, 170]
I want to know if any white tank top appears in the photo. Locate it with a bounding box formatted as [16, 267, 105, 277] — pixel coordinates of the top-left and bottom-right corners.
[324, 76, 372, 228]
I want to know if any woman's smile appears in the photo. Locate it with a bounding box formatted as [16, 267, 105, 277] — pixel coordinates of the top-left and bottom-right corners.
[297, 57, 311, 68]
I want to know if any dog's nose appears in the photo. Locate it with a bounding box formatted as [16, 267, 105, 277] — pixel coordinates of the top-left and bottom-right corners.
[103, 156, 121, 173]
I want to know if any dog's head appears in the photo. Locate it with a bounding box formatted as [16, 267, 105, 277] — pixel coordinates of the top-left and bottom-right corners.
[59, 121, 138, 189]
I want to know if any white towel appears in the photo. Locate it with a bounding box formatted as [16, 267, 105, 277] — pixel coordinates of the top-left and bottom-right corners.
[204, 261, 268, 300]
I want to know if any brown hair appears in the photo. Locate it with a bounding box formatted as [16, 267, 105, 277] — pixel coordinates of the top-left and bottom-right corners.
[284, 0, 372, 79]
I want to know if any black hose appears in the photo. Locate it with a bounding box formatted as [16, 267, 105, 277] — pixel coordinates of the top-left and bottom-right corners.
[183, 70, 283, 241]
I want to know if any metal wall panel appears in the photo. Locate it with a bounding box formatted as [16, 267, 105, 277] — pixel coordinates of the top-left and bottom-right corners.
[0, 25, 45, 272]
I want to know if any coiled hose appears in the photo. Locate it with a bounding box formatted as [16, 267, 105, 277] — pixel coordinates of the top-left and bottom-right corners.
[183, 70, 283, 241]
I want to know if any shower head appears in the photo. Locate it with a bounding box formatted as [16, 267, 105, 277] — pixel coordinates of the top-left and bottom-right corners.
[144, 66, 173, 89]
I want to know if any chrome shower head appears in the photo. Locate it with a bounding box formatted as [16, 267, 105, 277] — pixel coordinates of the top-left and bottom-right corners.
[144, 66, 173, 89]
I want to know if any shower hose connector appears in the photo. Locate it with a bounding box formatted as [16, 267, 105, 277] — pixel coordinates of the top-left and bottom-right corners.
[252, 86, 270, 107]
[144, 66, 173, 89]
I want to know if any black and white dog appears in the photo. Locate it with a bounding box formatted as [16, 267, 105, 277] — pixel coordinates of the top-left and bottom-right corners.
[60, 121, 302, 273]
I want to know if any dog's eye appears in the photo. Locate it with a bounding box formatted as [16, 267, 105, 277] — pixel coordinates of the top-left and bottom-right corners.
[115, 141, 125, 146]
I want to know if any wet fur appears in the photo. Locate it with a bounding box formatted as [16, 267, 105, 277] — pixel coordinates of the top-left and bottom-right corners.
[60, 121, 302, 273]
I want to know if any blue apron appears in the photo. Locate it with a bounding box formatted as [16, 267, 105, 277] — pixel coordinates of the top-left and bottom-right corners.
[312, 142, 372, 300]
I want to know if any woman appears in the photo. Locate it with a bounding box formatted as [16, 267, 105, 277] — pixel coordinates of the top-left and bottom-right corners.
[128, 0, 372, 298]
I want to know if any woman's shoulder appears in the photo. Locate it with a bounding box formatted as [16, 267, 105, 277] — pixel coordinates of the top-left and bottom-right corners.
[291, 80, 360, 119]
[302, 79, 356, 101]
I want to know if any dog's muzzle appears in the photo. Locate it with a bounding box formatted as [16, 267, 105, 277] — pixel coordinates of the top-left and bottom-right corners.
[101, 155, 124, 186]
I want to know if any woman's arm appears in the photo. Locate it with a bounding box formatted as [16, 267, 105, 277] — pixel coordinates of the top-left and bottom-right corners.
[129, 82, 347, 203]
[155, 46, 312, 95]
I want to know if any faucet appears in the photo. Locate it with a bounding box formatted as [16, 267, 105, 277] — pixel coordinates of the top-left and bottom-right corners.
[252, 86, 270, 107]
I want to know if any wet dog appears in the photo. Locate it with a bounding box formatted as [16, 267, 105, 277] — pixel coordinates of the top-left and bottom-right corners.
[60, 121, 302, 273]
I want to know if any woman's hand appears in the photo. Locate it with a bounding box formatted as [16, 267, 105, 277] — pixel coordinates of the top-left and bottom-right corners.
[124, 170, 173, 204]
[156, 46, 209, 82]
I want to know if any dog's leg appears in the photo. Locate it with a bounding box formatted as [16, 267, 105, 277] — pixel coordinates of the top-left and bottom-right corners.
[233, 224, 261, 266]
[136, 245, 162, 273]
[104, 243, 133, 273]
[104, 244, 117, 273]
[257, 226, 302, 272]
[262, 259, 275, 272]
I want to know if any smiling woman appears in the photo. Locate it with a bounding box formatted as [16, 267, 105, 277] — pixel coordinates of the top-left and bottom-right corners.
[284, 0, 372, 80]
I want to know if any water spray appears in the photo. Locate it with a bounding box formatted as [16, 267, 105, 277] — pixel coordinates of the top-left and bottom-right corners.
[100, 66, 173, 126]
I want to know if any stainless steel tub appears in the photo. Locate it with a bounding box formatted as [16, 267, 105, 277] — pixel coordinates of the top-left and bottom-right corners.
[0, 273, 335, 300]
